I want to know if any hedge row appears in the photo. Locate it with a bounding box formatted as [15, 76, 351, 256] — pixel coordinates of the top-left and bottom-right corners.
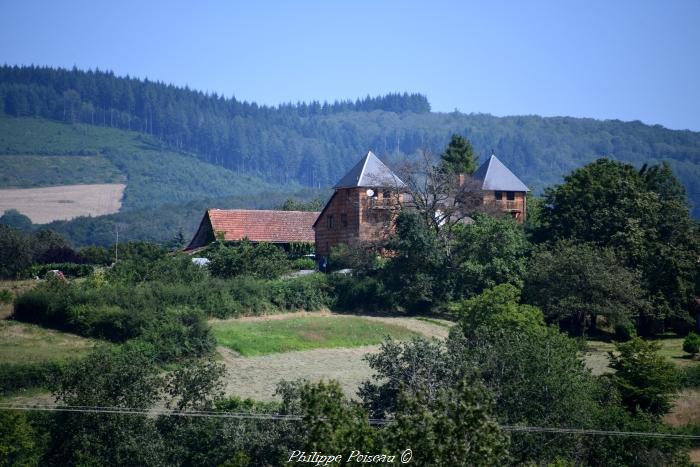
[0, 361, 65, 394]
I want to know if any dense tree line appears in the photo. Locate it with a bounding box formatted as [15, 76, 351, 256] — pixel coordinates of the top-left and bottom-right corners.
[1, 65, 699, 216]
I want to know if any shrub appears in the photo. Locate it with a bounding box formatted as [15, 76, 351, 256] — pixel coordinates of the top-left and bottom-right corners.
[329, 275, 391, 311]
[614, 323, 636, 342]
[680, 365, 700, 388]
[0, 289, 12, 304]
[268, 274, 333, 311]
[138, 306, 215, 362]
[208, 240, 290, 279]
[0, 361, 65, 394]
[291, 257, 316, 270]
[27, 262, 94, 278]
[12, 280, 74, 328]
[683, 332, 700, 356]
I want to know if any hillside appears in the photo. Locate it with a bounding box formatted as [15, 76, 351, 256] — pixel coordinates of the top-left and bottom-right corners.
[1, 65, 699, 217]
[43, 187, 327, 247]
[0, 117, 292, 212]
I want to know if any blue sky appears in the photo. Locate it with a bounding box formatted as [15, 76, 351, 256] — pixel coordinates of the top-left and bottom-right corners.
[1, 0, 699, 130]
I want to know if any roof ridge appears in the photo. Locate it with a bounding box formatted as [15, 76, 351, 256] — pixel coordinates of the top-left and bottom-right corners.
[358, 151, 373, 185]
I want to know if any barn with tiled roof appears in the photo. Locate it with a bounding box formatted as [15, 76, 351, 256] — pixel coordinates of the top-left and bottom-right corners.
[186, 209, 319, 250]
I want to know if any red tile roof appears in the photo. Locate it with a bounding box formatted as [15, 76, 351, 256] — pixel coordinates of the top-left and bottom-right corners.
[207, 209, 319, 244]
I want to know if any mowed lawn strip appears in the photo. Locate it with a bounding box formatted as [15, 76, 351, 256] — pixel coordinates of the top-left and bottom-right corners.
[212, 316, 419, 356]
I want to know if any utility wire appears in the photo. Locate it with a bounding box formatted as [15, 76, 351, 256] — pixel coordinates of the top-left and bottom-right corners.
[2, 403, 699, 440]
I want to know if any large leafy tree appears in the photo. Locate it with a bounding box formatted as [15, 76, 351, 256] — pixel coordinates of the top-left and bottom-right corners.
[384, 379, 509, 467]
[455, 214, 530, 296]
[380, 211, 448, 310]
[538, 158, 699, 333]
[440, 134, 478, 175]
[523, 241, 649, 335]
[0, 225, 33, 278]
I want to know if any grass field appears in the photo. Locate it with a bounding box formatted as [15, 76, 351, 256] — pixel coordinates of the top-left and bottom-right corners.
[583, 336, 698, 375]
[215, 313, 447, 400]
[0, 154, 124, 188]
[0, 183, 125, 223]
[212, 315, 420, 356]
[0, 320, 98, 365]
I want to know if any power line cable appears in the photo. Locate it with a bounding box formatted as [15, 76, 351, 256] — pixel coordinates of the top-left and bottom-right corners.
[2, 403, 699, 440]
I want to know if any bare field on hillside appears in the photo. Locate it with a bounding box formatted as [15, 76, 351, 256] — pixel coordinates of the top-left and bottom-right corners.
[0, 183, 125, 223]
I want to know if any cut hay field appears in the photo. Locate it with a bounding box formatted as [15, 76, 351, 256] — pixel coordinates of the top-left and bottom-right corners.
[212, 312, 450, 400]
[0, 183, 125, 223]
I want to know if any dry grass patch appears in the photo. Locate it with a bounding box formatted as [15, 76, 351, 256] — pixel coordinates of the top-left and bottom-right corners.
[665, 389, 700, 428]
[0, 320, 97, 365]
[0, 183, 125, 223]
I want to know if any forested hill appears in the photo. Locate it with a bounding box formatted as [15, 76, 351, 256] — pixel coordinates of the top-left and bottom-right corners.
[2, 65, 699, 215]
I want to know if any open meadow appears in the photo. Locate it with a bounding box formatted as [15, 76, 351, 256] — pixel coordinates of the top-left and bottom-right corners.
[212, 312, 451, 400]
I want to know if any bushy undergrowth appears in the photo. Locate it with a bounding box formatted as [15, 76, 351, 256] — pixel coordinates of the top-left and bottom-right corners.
[0, 361, 65, 394]
[26, 263, 94, 278]
[680, 365, 700, 388]
[12, 280, 214, 362]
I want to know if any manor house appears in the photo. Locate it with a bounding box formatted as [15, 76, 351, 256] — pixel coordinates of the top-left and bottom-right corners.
[313, 151, 529, 259]
[186, 151, 529, 257]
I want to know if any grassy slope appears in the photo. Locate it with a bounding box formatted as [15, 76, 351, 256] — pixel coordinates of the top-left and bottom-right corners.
[0, 117, 291, 211]
[0, 320, 97, 365]
[212, 315, 419, 356]
[0, 154, 125, 187]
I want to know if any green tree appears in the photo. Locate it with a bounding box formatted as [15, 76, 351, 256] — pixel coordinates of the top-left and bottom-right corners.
[0, 411, 40, 467]
[384, 379, 509, 467]
[457, 284, 544, 336]
[381, 211, 447, 311]
[44, 345, 167, 466]
[523, 241, 649, 335]
[440, 134, 477, 175]
[0, 225, 33, 278]
[297, 380, 378, 459]
[608, 337, 680, 417]
[279, 197, 324, 212]
[455, 214, 530, 296]
[538, 158, 699, 334]
[207, 240, 290, 279]
[683, 332, 700, 356]
[0, 209, 32, 232]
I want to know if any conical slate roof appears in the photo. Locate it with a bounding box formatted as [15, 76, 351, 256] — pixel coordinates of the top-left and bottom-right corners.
[334, 151, 406, 189]
[472, 155, 529, 192]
